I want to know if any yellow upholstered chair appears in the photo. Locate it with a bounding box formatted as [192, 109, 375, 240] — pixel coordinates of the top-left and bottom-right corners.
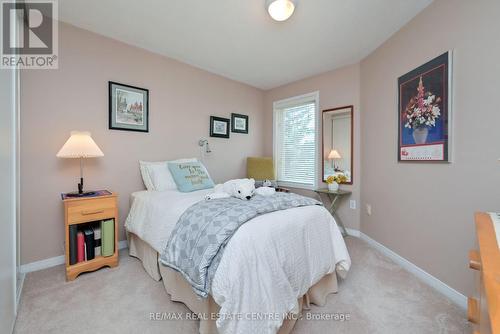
[246, 157, 275, 180]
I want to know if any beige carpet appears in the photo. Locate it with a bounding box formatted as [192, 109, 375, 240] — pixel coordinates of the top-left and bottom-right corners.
[14, 237, 470, 334]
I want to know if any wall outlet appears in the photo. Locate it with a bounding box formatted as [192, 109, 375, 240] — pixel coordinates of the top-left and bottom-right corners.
[366, 204, 372, 216]
[349, 200, 356, 210]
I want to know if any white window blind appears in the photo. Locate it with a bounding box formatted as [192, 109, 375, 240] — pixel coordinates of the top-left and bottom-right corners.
[274, 93, 318, 188]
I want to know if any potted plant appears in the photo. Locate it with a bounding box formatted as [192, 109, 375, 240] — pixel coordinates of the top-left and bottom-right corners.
[403, 76, 441, 144]
[326, 174, 347, 192]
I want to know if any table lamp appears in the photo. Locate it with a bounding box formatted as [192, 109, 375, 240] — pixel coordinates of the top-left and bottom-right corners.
[328, 149, 342, 172]
[56, 131, 104, 197]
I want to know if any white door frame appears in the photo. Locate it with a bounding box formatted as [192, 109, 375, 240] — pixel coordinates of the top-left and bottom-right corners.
[0, 60, 18, 334]
[1, 4, 20, 332]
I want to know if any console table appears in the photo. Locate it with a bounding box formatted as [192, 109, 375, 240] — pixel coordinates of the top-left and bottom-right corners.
[314, 189, 351, 237]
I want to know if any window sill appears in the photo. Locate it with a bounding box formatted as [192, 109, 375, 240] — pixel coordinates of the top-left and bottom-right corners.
[277, 181, 316, 191]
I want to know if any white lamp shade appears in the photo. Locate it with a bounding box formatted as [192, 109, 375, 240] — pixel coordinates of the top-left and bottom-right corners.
[328, 149, 342, 160]
[56, 131, 104, 158]
[267, 0, 295, 21]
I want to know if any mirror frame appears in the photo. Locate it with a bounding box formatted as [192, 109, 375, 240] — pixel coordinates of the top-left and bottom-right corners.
[322, 105, 354, 185]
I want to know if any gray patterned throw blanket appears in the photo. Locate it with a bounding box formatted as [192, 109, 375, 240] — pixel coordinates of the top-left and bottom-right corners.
[159, 192, 321, 298]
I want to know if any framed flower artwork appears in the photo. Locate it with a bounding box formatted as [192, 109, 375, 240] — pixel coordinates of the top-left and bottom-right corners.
[398, 52, 452, 162]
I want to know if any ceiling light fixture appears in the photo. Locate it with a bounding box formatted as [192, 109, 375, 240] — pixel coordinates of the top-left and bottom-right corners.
[267, 0, 295, 22]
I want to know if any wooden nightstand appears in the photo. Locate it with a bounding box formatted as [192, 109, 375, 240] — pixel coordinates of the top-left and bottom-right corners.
[63, 192, 119, 281]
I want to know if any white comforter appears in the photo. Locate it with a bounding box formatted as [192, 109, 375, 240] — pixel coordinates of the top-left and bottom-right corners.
[125, 189, 351, 334]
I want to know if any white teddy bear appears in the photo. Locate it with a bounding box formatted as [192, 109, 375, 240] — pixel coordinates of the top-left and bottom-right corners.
[205, 178, 275, 201]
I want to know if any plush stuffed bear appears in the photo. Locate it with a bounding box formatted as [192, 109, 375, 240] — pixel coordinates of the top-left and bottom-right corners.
[205, 178, 277, 200]
[262, 179, 273, 187]
[254, 186, 276, 197]
[206, 178, 256, 200]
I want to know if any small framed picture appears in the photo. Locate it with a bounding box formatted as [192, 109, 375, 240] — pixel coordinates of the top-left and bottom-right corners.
[210, 116, 230, 138]
[231, 113, 248, 134]
[109, 81, 149, 132]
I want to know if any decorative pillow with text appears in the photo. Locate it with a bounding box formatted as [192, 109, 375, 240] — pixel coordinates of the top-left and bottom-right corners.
[167, 161, 215, 192]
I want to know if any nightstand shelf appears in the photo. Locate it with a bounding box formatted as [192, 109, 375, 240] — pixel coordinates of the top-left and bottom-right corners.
[63, 192, 119, 281]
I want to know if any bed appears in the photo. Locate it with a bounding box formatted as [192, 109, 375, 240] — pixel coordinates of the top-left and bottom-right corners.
[125, 188, 351, 334]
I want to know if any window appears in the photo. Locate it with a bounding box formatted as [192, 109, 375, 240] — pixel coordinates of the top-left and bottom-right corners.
[273, 92, 319, 189]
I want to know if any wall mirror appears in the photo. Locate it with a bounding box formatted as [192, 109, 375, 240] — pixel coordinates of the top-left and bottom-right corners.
[322, 105, 353, 184]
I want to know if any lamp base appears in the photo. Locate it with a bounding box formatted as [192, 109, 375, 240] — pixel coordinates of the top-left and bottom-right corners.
[64, 191, 97, 198]
[64, 177, 96, 197]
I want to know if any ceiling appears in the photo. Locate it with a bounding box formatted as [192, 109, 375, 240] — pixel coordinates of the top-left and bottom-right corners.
[59, 0, 433, 90]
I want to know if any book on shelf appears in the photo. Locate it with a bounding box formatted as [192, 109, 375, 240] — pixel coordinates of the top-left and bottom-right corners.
[83, 227, 95, 261]
[93, 226, 101, 257]
[69, 220, 114, 265]
[101, 219, 114, 257]
[69, 225, 78, 265]
[77, 231, 85, 263]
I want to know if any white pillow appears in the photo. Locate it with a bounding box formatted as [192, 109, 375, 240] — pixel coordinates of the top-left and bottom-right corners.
[148, 164, 172, 191]
[139, 158, 197, 191]
[139, 161, 164, 191]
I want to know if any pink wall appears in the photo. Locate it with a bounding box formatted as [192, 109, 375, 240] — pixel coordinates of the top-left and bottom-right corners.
[263, 0, 500, 298]
[264, 64, 361, 230]
[20, 23, 265, 264]
[20, 0, 499, 301]
[360, 0, 500, 296]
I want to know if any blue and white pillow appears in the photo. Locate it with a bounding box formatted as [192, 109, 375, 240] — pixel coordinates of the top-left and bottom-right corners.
[167, 161, 215, 192]
[139, 158, 197, 191]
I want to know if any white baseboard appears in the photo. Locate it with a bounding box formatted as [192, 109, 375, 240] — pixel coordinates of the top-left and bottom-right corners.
[345, 228, 361, 237]
[19, 232, 467, 309]
[118, 239, 127, 250]
[19, 240, 128, 274]
[19, 255, 65, 274]
[353, 230, 467, 310]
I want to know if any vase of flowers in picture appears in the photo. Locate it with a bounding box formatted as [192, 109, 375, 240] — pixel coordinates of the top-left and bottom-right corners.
[412, 127, 428, 144]
[326, 174, 347, 192]
[404, 76, 441, 145]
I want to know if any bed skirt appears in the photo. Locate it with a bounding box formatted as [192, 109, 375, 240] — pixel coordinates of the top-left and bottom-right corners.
[127, 232, 338, 334]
